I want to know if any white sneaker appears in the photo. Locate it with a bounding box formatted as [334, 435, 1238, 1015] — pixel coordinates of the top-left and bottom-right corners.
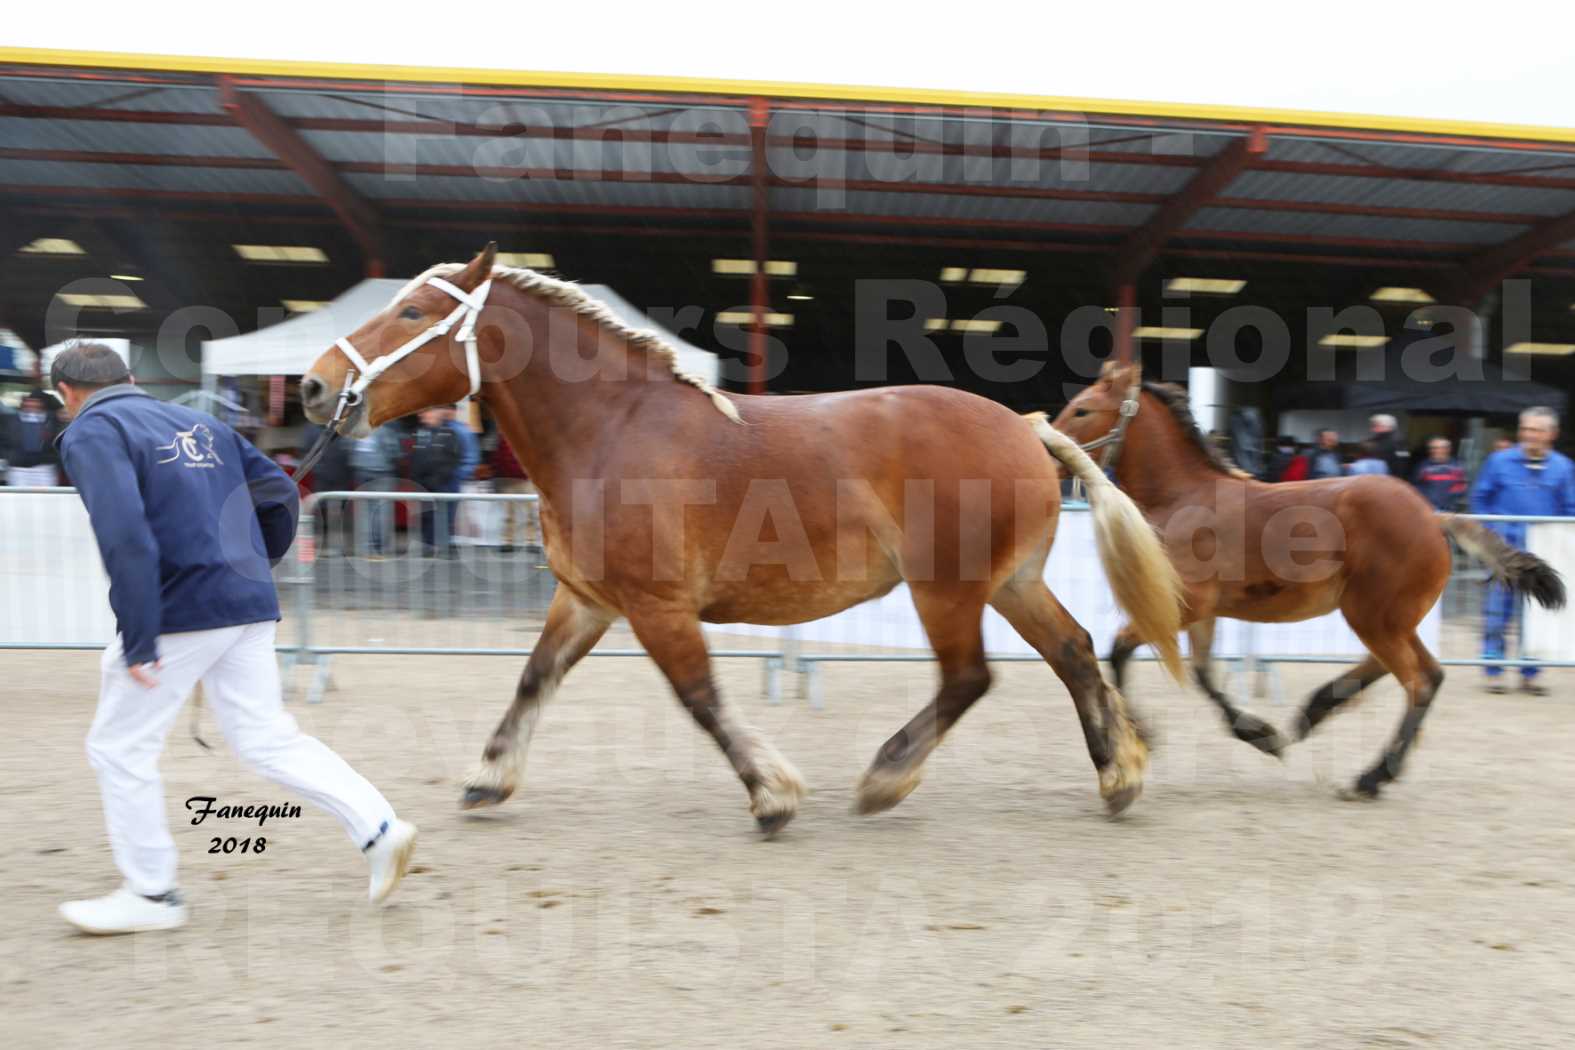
[364, 819, 418, 906]
[60, 886, 188, 935]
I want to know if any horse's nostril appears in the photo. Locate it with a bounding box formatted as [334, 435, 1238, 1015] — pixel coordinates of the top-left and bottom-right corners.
[301, 375, 326, 404]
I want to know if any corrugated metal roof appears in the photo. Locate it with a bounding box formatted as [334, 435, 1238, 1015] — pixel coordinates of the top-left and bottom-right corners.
[1225, 170, 1575, 216]
[3, 67, 1574, 269]
[0, 117, 272, 157]
[770, 187, 1154, 227]
[1186, 207, 1524, 244]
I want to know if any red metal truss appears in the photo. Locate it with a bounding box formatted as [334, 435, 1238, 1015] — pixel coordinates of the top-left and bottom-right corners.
[1110, 128, 1269, 288]
[1453, 205, 1575, 303]
[217, 78, 385, 275]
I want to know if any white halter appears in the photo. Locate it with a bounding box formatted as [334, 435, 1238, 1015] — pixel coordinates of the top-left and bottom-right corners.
[333, 276, 493, 403]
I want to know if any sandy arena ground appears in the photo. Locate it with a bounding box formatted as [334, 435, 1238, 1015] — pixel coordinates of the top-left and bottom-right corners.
[2, 643, 1572, 1049]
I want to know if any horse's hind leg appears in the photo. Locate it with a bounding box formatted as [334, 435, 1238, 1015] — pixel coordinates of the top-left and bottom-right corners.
[625, 605, 805, 836]
[991, 580, 1149, 816]
[1343, 631, 1444, 800]
[1187, 618, 1286, 758]
[461, 589, 612, 809]
[855, 586, 992, 816]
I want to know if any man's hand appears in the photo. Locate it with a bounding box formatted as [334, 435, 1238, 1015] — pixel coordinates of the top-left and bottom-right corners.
[128, 661, 162, 689]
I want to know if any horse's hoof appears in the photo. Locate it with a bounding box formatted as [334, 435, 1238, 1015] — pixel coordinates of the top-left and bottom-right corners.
[1103, 784, 1142, 819]
[854, 766, 921, 815]
[1336, 781, 1381, 803]
[755, 809, 796, 838]
[459, 785, 511, 810]
[1233, 713, 1289, 760]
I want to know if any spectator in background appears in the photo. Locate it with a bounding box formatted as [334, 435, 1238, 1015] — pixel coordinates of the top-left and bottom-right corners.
[410, 408, 462, 557]
[298, 421, 354, 555]
[1308, 429, 1344, 479]
[441, 403, 480, 551]
[7, 391, 64, 487]
[1264, 435, 1302, 483]
[0, 396, 16, 483]
[1346, 441, 1389, 476]
[1368, 413, 1411, 479]
[1471, 406, 1575, 696]
[491, 434, 542, 552]
[350, 425, 404, 558]
[1492, 436, 1515, 454]
[1413, 436, 1468, 511]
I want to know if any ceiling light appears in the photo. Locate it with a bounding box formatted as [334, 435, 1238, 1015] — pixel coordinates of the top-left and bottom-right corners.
[712, 259, 797, 277]
[496, 252, 555, 269]
[108, 274, 144, 282]
[1505, 342, 1575, 356]
[1165, 277, 1246, 295]
[1369, 287, 1435, 304]
[939, 267, 968, 283]
[968, 268, 1025, 286]
[232, 244, 329, 263]
[19, 238, 85, 255]
[786, 292, 814, 301]
[56, 292, 147, 309]
[951, 319, 1004, 334]
[1133, 326, 1204, 340]
[924, 318, 948, 332]
[716, 311, 794, 327]
[282, 300, 328, 313]
[1318, 333, 1389, 348]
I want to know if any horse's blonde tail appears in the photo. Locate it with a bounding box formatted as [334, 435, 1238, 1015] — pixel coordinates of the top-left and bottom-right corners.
[1026, 412, 1186, 683]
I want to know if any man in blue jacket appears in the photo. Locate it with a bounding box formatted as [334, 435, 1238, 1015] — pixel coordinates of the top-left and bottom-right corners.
[1471, 406, 1575, 696]
[50, 344, 417, 934]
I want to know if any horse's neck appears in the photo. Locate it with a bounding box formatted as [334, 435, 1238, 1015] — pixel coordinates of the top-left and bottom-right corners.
[483, 299, 685, 503]
[1113, 397, 1224, 509]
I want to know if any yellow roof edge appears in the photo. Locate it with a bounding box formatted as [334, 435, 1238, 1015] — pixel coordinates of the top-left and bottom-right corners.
[5, 45, 1575, 146]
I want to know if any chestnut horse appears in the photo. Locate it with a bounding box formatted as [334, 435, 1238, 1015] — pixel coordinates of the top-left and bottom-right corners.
[300, 246, 1186, 834]
[1053, 361, 1565, 799]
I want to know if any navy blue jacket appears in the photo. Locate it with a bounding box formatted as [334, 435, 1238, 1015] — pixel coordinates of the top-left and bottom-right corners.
[57, 386, 298, 666]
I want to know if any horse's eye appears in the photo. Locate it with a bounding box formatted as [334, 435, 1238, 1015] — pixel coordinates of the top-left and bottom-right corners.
[400, 305, 424, 321]
[1073, 408, 1090, 418]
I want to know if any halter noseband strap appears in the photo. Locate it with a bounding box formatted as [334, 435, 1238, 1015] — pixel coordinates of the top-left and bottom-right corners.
[1069, 380, 1141, 501]
[291, 275, 493, 484]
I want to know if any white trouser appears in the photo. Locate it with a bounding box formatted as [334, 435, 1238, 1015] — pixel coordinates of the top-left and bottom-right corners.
[8, 465, 59, 487]
[88, 621, 396, 897]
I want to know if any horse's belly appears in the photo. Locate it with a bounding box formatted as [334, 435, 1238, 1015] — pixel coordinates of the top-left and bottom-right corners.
[1217, 577, 1345, 623]
[700, 575, 901, 626]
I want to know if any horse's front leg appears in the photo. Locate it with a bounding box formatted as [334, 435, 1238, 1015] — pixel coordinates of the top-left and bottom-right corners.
[625, 604, 806, 836]
[460, 589, 611, 809]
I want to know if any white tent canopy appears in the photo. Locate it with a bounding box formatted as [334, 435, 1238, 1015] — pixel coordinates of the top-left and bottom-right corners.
[202, 279, 720, 386]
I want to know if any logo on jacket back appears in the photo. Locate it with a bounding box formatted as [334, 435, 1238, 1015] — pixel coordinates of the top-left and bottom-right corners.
[156, 424, 224, 469]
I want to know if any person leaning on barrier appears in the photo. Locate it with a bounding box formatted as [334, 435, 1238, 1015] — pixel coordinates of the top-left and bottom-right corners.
[48, 343, 417, 934]
[1471, 406, 1575, 696]
[7, 389, 64, 487]
[1413, 436, 1468, 512]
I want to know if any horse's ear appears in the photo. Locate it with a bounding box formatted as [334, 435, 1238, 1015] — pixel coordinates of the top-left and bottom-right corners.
[452, 242, 498, 291]
[1100, 359, 1141, 388]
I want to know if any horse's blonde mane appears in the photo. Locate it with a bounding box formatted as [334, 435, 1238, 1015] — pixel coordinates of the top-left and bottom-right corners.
[397, 263, 743, 423]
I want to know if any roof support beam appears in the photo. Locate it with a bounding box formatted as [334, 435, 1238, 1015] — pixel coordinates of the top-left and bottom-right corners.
[1452, 206, 1575, 304]
[1110, 128, 1268, 288]
[218, 77, 385, 276]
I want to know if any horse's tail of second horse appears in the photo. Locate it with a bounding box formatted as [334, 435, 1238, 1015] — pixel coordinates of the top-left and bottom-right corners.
[1439, 514, 1567, 609]
[1024, 412, 1187, 683]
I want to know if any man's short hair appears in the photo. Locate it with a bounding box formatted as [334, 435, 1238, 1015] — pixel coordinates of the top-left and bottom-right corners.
[50, 343, 131, 390]
[1370, 413, 1397, 430]
[1520, 406, 1559, 429]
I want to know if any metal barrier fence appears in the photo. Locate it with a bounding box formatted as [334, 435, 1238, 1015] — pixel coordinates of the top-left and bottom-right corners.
[6, 486, 1572, 707]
